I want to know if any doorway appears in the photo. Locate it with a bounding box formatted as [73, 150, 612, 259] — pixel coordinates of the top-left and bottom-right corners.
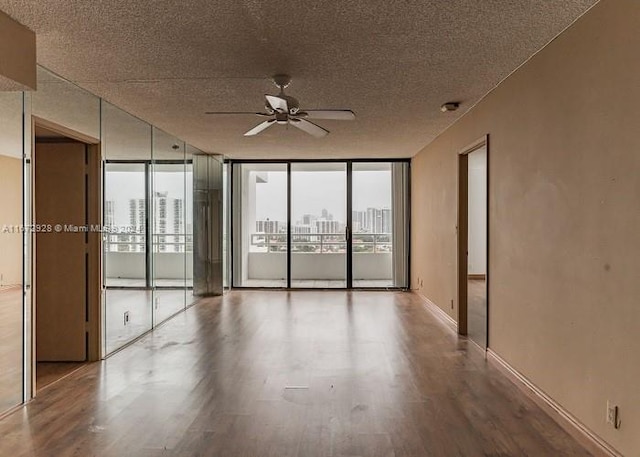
[231, 160, 409, 289]
[458, 137, 489, 349]
[33, 120, 101, 392]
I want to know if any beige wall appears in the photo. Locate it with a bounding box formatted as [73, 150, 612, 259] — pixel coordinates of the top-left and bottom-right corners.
[0, 10, 36, 90]
[410, 0, 640, 455]
[0, 155, 22, 286]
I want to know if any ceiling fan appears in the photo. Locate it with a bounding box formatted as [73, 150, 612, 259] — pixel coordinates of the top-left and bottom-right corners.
[205, 74, 355, 138]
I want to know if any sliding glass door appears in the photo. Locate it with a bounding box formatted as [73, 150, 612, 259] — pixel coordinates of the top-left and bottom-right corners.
[232, 163, 288, 287]
[231, 160, 409, 289]
[352, 163, 393, 287]
[291, 163, 347, 288]
[352, 162, 409, 288]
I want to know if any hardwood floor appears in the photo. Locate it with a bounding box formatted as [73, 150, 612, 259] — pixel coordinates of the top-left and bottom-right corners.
[0, 290, 592, 456]
[36, 362, 86, 391]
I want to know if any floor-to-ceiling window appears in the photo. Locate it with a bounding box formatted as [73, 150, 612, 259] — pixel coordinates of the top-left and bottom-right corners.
[232, 163, 288, 288]
[352, 163, 393, 287]
[352, 162, 409, 288]
[231, 160, 409, 289]
[291, 163, 347, 288]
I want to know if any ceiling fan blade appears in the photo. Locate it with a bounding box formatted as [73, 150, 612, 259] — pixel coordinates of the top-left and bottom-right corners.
[244, 119, 277, 136]
[265, 95, 289, 113]
[298, 110, 355, 120]
[289, 118, 329, 138]
[206, 111, 271, 117]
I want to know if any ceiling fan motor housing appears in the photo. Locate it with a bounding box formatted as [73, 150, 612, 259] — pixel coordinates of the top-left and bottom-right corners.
[272, 74, 292, 89]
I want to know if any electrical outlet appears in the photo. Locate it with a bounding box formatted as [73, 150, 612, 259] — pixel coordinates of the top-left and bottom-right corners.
[155, 297, 159, 309]
[606, 401, 621, 429]
[123, 311, 130, 326]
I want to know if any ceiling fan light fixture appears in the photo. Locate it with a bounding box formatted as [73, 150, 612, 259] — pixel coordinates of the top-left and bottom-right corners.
[440, 102, 460, 113]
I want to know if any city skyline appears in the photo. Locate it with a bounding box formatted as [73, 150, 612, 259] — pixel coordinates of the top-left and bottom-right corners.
[256, 205, 392, 234]
[254, 170, 392, 222]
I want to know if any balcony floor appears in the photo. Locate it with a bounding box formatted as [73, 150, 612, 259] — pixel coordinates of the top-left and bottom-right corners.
[241, 279, 395, 288]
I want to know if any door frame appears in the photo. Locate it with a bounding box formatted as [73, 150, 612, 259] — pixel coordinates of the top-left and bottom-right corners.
[229, 158, 410, 289]
[457, 135, 489, 345]
[31, 116, 102, 398]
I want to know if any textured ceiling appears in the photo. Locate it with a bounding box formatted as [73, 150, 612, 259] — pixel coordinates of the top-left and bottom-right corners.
[0, 0, 598, 159]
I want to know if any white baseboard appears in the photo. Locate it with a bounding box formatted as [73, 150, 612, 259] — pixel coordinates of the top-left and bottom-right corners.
[487, 349, 622, 457]
[413, 291, 457, 332]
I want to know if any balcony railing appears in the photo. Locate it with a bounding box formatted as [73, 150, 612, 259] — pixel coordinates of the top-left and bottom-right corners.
[250, 232, 392, 253]
[104, 233, 193, 253]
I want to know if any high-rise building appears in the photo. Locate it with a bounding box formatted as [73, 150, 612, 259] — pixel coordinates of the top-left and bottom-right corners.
[292, 225, 313, 234]
[301, 214, 317, 226]
[146, 192, 186, 253]
[315, 219, 341, 234]
[129, 198, 145, 231]
[352, 210, 366, 232]
[125, 198, 146, 252]
[256, 219, 284, 233]
[360, 207, 392, 233]
[381, 208, 392, 234]
[173, 199, 184, 237]
[105, 200, 115, 227]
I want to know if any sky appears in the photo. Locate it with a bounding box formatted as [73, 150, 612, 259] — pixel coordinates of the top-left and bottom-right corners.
[255, 170, 392, 223]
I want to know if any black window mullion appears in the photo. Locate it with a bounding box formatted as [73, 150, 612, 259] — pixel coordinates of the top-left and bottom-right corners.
[346, 162, 353, 288]
[145, 162, 152, 289]
[286, 163, 292, 289]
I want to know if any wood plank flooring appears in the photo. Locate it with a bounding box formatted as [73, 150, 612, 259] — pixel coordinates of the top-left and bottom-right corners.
[36, 362, 86, 391]
[0, 291, 592, 456]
